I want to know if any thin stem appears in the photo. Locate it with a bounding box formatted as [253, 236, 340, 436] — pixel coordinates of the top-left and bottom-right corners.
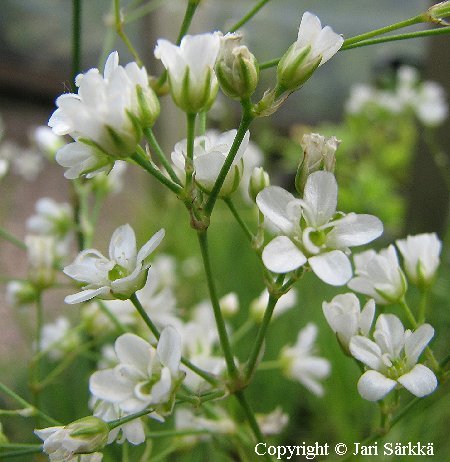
[197, 231, 239, 380]
[176, 0, 200, 45]
[125, 0, 166, 24]
[72, 0, 82, 86]
[205, 105, 254, 215]
[198, 111, 207, 137]
[424, 126, 450, 192]
[343, 14, 424, 47]
[31, 292, 44, 424]
[130, 293, 219, 386]
[185, 113, 197, 193]
[97, 300, 128, 333]
[109, 407, 155, 430]
[114, 0, 143, 65]
[0, 447, 44, 459]
[146, 429, 212, 438]
[418, 287, 429, 324]
[341, 26, 450, 50]
[223, 197, 254, 242]
[144, 127, 182, 185]
[0, 227, 26, 250]
[245, 293, 278, 382]
[131, 149, 183, 195]
[232, 318, 254, 345]
[227, 0, 272, 33]
[0, 382, 60, 426]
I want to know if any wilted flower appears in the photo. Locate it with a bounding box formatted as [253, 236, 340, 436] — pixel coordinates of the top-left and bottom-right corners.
[396, 233, 442, 288]
[280, 323, 331, 396]
[35, 416, 108, 462]
[257, 171, 383, 285]
[348, 245, 407, 304]
[215, 32, 259, 100]
[63, 225, 164, 303]
[322, 293, 375, 352]
[155, 33, 221, 113]
[277, 12, 343, 92]
[171, 129, 250, 196]
[89, 328, 184, 417]
[349, 314, 437, 401]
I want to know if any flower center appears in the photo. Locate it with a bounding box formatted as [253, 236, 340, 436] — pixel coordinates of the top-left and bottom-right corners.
[108, 263, 128, 281]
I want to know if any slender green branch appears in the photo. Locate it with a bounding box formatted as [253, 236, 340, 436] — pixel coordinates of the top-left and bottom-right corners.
[0, 382, 60, 426]
[223, 197, 254, 242]
[227, 0, 272, 33]
[130, 149, 183, 195]
[130, 293, 219, 385]
[197, 231, 239, 380]
[418, 287, 430, 324]
[31, 292, 44, 424]
[205, 105, 254, 215]
[108, 406, 155, 430]
[341, 26, 450, 50]
[245, 293, 278, 382]
[185, 113, 197, 193]
[0, 227, 26, 250]
[0, 446, 44, 459]
[114, 0, 143, 65]
[97, 300, 128, 333]
[144, 127, 182, 185]
[146, 429, 212, 438]
[124, 0, 166, 24]
[198, 111, 207, 137]
[176, 0, 200, 45]
[343, 14, 424, 47]
[232, 318, 254, 345]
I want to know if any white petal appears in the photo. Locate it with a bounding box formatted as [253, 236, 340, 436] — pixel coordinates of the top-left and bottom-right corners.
[115, 333, 153, 375]
[104, 51, 119, 80]
[302, 171, 337, 227]
[309, 250, 352, 286]
[296, 12, 322, 49]
[359, 299, 375, 336]
[122, 419, 146, 445]
[109, 224, 137, 270]
[357, 370, 397, 401]
[349, 336, 383, 370]
[150, 367, 172, 404]
[404, 324, 434, 366]
[136, 229, 165, 264]
[326, 214, 383, 248]
[256, 186, 299, 234]
[374, 314, 405, 358]
[262, 236, 307, 273]
[64, 286, 110, 304]
[397, 364, 437, 397]
[89, 369, 133, 402]
[315, 26, 344, 64]
[157, 326, 182, 376]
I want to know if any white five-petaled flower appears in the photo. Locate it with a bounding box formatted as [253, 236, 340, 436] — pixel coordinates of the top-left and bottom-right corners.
[155, 33, 221, 113]
[35, 416, 108, 462]
[89, 328, 184, 418]
[348, 245, 407, 304]
[280, 323, 331, 396]
[277, 11, 343, 92]
[172, 129, 250, 196]
[27, 197, 73, 239]
[63, 224, 164, 303]
[256, 171, 383, 285]
[349, 314, 437, 401]
[322, 293, 375, 352]
[396, 233, 442, 288]
[49, 51, 159, 178]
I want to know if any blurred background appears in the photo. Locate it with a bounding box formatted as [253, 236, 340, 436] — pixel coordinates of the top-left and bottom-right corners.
[0, 1, 449, 460]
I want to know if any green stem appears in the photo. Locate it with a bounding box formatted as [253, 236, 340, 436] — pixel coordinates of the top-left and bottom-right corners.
[197, 231, 239, 380]
[205, 105, 254, 215]
[97, 300, 128, 333]
[341, 26, 450, 50]
[0, 447, 44, 459]
[130, 149, 183, 195]
[146, 429, 212, 438]
[232, 318, 254, 345]
[228, 0, 272, 33]
[0, 227, 26, 250]
[72, 0, 82, 86]
[0, 382, 60, 426]
[343, 14, 424, 47]
[185, 113, 197, 193]
[108, 407, 155, 430]
[424, 126, 450, 192]
[31, 292, 44, 424]
[129, 293, 219, 386]
[114, 0, 143, 65]
[245, 293, 278, 382]
[223, 197, 254, 242]
[125, 0, 165, 24]
[143, 127, 182, 185]
[257, 360, 281, 371]
[176, 0, 200, 45]
[198, 111, 207, 137]
[418, 287, 429, 324]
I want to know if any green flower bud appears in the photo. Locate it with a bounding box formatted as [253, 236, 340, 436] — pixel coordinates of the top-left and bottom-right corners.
[136, 84, 160, 128]
[249, 166, 270, 203]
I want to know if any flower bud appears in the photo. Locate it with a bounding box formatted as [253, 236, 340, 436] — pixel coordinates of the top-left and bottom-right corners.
[215, 33, 259, 100]
[248, 166, 270, 203]
[426, 2, 450, 24]
[26, 235, 58, 289]
[136, 84, 160, 128]
[219, 292, 239, 317]
[295, 133, 339, 194]
[6, 281, 39, 308]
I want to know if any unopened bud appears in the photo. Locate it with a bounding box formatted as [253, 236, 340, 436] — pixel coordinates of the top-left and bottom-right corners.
[426, 2, 450, 24]
[136, 84, 160, 128]
[216, 33, 259, 100]
[219, 292, 239, 317]
[249, 167, 270, 203]
[26, 235, 58, 289]
[6, 281, 38, 307]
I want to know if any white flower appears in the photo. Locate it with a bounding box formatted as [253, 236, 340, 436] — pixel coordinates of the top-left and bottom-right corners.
[39, 317, 78, 361]
[89, 328, 184, 417]
[172, 129, 250, 196]
[6, 280, 38, 307]
[348, 245, 407, 304]
[280, 323, 331, 396]
[349, 314, 437, 401]
[31, 126, 65, 158]
[155, 33, 221, 113]
[63, 225, 164, 303]
[250, 288, 297, 322]
[27, 198, 73, 239]
[257, 171, 383, 285]
[415, 81, 448, 126]
[26, 235, 58, 288]
[322, 293, 375, 351]
[277, 12, 343, 92]
[35, 417, 108, 462]
[219, 292, 239, 317]
[256, 407, 289, 436]
[49, 51, 159, 158]
[396, 233, 442, 287]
